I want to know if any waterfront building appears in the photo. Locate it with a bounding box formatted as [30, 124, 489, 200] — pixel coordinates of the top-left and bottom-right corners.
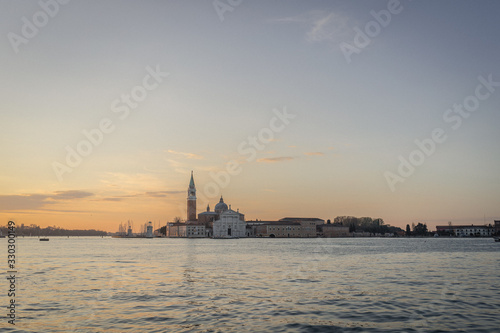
[166, 222, 206, 238]
[495, 220, 500, 235]
[279, 217, 325, 237]
[436, 224, 494, 237]
[254, 221, 301, 238]
[166, 222, 186, 237]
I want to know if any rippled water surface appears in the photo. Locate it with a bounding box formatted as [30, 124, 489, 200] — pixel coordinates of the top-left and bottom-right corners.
[3, 237, 500, 332]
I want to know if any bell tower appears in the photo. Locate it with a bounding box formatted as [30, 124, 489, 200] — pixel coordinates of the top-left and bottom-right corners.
[187, 171, 197, 221]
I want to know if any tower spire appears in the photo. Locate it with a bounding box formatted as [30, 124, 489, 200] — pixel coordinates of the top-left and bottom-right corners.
[187, 171, 197, 221]
[189, 170, 195, 188]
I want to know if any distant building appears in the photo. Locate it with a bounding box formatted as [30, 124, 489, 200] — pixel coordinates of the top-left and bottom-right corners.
[166, 222, 186, 237]
[254, 221, 301, 238]
[279, 217, 325, 237]
[436, 224, 494, 237]
[166, 222, 206, 238]
[495, 220, 500, 235]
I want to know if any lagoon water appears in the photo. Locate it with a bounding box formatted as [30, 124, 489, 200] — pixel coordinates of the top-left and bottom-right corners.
[4, 237, 500, 332]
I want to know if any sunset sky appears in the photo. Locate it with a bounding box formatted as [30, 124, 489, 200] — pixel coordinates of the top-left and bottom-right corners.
[1, 0, 500, 232]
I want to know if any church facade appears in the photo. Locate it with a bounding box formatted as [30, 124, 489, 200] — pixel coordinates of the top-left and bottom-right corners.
[212, 201, 246, 238]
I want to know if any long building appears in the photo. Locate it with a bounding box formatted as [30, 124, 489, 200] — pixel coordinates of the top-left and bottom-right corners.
[436, 224, 495, 237]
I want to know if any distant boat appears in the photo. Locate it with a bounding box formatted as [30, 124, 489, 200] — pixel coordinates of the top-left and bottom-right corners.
[39, 238, 49, 241]
[494, 237, 500, 242]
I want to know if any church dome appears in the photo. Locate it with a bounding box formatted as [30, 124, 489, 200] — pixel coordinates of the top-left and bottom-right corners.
[214, 196, 228, 213]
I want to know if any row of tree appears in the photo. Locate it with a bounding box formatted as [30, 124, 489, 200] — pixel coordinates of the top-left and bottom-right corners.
[405, 222, 429, 236]
[1, 223, 107, 237]
[332, 216, 403, 235]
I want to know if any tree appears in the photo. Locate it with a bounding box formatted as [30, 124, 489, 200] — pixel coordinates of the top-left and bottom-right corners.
[406, 224, 411, 236]
[412, 222, 428, 236]
[159, 226, 167, 236]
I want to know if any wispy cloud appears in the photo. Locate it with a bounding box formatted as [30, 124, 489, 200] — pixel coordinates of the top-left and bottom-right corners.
[166, 149, 203, 159]
[52, 190, 94, 200]
[271, 10, 353, 43]
[100, 197, 123, 202]
[145, 191, 184, 198]
[257, 157, 296, 163]
[304, 152, 325, 156]
[0, 190, 94, 211]
[98, 190, 184, 201]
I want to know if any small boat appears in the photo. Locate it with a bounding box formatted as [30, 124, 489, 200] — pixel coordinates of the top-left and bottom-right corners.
[39, 238, 49, 241]
[494, 237, 500, 242]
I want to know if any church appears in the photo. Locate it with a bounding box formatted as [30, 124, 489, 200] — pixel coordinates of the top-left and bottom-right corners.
[167, 171, 247, 238]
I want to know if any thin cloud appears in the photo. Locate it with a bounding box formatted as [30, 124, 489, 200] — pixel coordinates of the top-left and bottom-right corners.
[257, 157, 295, 163]
[100, 197, 123, 202]
[145, 191, 184, 198]
[0, 190, 94, 211]
[166, 149, 203, 160]
[52, 190, 94, 200]
[304, 152, 325, 156]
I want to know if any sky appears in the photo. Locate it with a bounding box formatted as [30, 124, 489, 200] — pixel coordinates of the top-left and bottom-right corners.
[1, 0, 499, 232]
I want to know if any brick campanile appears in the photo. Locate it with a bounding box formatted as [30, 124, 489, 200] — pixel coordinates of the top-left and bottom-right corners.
[187, 171, 197, 221]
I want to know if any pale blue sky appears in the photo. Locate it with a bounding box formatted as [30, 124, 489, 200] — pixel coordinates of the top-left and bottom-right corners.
[1, 0, 499, 231]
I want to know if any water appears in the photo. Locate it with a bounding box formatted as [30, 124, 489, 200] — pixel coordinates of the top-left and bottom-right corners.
[3, 237, 500, 332]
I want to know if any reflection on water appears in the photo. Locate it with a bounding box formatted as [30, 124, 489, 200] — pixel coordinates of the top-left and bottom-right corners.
[3, 237, 500, 332]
